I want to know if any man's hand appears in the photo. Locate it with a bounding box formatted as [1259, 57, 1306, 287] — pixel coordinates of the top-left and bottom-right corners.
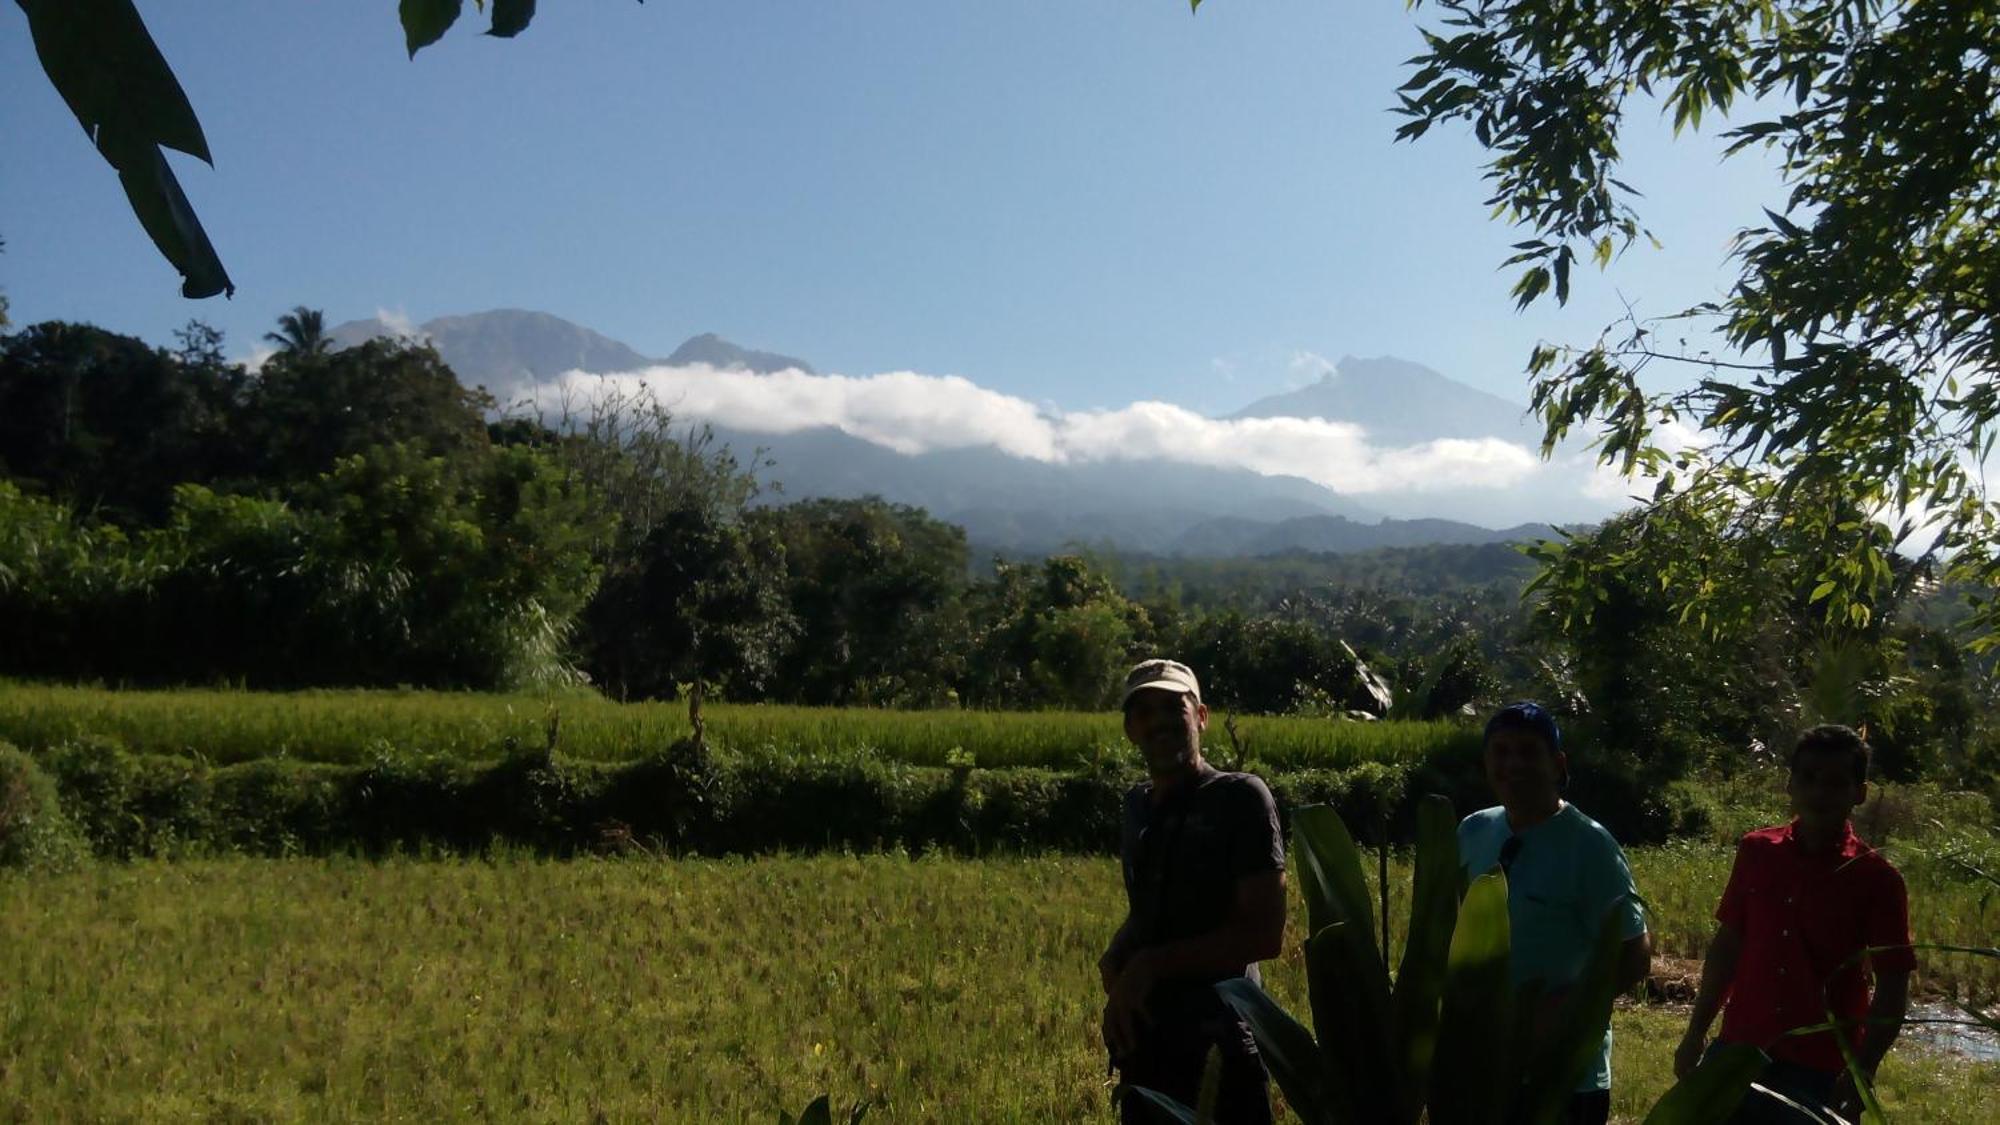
[1673, 1031, 1707, 1079]
[1102, 950, 1157, 1061]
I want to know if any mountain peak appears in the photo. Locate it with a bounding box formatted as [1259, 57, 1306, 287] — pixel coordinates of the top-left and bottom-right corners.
[1230, 355, 1535, 446]
[664, 332, 815, 375]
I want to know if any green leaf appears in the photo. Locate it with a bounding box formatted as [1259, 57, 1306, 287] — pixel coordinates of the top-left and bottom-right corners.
[1215, 977, 1337, 1122]
[18, 0, 212, 163]
[1641, 1042, 1767, 1124]
[793, 1094, 832, 1125]
[1808, 579, 1838, 603]
[402, 0, 464, 58]
[1391, 794, 1462, 1120]
[1289, 805, 1397, 1120]
[1290, 805, 1378, 953]
[1429, 871, 1515, 1125]
[18, 0, 233, 298]
[1119, 1086, 1201, 1124]
[103, 134, 234, 298]
[488, 0, 536, 38]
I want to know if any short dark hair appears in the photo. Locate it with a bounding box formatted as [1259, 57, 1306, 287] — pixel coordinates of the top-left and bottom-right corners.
[1790, 724, 1871, 785]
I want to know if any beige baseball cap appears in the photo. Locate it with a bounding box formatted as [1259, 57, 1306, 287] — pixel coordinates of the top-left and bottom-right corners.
[1120, 658, 1202, 708]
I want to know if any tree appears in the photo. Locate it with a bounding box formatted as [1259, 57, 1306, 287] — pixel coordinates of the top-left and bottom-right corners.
[579, 501, 794, 702]
[262, 306, 330, 358]
[240, 336, 493, 483]
[14, 1, 600, 298]
[753, 498, 972, 707]
[0, 320, 245, 523]
[1377, 0, 2000, 651]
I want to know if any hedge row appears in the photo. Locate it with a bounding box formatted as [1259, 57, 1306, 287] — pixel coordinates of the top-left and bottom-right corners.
[7, 737, 1709, 861]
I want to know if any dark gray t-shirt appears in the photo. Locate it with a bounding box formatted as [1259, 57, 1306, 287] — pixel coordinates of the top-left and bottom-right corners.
[1120, 764, 1285, 1003]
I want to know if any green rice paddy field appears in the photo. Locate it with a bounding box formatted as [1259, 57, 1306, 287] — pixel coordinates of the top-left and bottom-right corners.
[0, 683, 1468, 770]
[5, 853, 1995, 1123]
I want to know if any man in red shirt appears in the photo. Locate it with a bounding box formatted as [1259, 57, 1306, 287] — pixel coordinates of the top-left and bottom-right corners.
[1675, 725, 1916, 1122]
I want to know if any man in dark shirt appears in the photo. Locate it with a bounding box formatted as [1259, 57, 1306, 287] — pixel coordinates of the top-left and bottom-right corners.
[1099, 658, 1287, 1125]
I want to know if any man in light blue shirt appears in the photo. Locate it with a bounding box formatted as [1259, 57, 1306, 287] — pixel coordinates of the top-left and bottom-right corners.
[1458, 702, 1651, 1125]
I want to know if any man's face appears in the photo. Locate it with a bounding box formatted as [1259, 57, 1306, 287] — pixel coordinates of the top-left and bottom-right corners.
[1483, 727, 1564, 810]
[1788, 748, 1866, 827]
[1123, 688, 1205, 776]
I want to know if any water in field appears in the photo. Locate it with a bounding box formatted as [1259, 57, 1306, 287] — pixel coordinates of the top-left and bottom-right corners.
[1903, 1002, 2000, 1063]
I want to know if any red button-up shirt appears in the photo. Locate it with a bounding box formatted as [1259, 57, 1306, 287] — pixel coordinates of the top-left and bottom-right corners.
[1716, 820, 1917, 1072]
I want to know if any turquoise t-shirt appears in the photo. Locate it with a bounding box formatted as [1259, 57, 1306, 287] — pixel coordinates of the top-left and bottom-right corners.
[1457, 803, 1647, 1092]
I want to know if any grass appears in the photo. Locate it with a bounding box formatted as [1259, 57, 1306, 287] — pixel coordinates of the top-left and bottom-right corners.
[4, 855, 1995, 1123]
[0, 682, 1471, 770]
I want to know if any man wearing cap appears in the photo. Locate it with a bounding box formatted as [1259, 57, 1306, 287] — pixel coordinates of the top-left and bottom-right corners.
[1457, 702, 1652, 1125]
[1101, 659, 1287, 1125]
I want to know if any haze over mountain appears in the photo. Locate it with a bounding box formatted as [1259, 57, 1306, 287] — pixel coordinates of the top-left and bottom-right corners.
[327, 309, 1621, 554]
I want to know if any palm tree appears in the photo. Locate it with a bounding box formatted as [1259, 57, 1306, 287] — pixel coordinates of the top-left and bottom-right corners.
[264, 306, 330, 357]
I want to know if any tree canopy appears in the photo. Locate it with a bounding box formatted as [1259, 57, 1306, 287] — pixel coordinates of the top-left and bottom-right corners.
[1383, 0, 2000, 648]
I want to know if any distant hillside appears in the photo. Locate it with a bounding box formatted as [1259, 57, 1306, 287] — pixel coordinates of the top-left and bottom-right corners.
[1108, 539, 1552, 609]
[328, 309, 654, 388]
[1170, 514, 1557, 557]
[318, 307, 1590, 556]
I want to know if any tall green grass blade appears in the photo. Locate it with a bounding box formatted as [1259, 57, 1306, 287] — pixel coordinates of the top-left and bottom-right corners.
[1429, 870, 1514, 1125]
[1640, 1042, 1767, 1124]
[1216, 976, 1336, 1123]
[1390, 793, 1459, 1123]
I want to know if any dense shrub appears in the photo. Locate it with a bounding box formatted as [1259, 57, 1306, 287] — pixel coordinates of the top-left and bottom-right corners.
[17, 730, 1723, 861]
[21, 739, 1440, 859]
[0, 741, 85, 870]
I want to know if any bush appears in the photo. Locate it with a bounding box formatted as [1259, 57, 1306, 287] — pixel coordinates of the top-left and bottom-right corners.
[25, 732, 1774, 861]
[0, 741, 85, 870]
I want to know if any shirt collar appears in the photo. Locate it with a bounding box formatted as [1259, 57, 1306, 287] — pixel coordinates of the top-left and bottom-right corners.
[1781, 817, 1863, 858]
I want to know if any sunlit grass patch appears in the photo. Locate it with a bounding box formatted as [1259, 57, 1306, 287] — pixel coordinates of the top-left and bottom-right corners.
[3, 855, 1994, 1123]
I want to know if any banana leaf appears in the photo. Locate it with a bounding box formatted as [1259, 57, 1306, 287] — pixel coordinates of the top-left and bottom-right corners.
[1389, 793, 1460, 1124]
[1290, 804, 1397, 1121]
[1428, 870, 1515, 1125]
[1641, 1041, 1767, 1124]
[1120, 1087, 1201, 1124]
[1216, 976, 1337, 1123]
[1298, 923, 1371, 1122]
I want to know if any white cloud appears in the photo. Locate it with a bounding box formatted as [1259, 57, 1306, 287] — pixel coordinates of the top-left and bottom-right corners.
[375, 307, 425, 341]
[524, 363, 1548, 497]
[1287, 350, 1338, 388]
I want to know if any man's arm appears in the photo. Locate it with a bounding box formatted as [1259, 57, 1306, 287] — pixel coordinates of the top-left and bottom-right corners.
[1123, 870, 1287, 982]
[1104, 871, 1285, 1059]
[1617, 929, 1654, 993]
[1674, 924, 1744, 1078]
[1855, 967, 1911, 1072]
[1829, 968, 1911, 1116]
[1099, 915, 1136, 994]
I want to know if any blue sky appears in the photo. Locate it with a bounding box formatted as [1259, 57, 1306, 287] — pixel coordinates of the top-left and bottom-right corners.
[1, 1, 1784, 415]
